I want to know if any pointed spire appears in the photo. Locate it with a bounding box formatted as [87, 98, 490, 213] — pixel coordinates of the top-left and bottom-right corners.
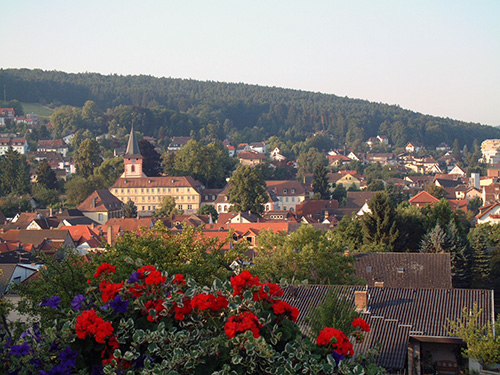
[125, 124, 142, 158]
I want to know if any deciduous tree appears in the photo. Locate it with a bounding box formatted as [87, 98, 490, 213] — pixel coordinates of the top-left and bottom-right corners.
[74, 138, 102, 179]
[228, 165, 268, 216]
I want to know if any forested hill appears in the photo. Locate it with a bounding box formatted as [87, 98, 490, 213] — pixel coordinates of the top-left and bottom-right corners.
[1, 68, 498, 148]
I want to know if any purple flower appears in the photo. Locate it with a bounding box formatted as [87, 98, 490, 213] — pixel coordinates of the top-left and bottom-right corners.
[10, 342, 31, 356]
[59, 346, 78, 369]
[71, 294, 86, 311]
[40, 296, 61, 309]
[331, 350, 344, 366]
[110, 295, 129, 313]
[127, 272, 141, 283]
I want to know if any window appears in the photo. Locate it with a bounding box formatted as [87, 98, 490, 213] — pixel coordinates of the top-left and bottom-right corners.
[131, 165, 135, 172]
[178, 205, 183, 210]
[366, 267, 373, 272]
[397, 267, 405, 273]
[283, 188, 288, 193]
[188, 205, 192, 210]
[148, 206, 151, 211]
[291, 188, 295, 194]
[98, 213, 103, 221]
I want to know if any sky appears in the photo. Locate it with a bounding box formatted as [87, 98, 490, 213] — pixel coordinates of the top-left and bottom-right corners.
[3, 0, 500, 126]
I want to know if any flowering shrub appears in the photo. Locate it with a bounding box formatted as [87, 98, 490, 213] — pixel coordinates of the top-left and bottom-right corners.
[1, 263, 372, 374]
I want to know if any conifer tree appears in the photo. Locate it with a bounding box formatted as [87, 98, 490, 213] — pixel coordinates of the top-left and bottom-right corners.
[469, 228, 491, 289]
[419, 224, 449, 253]
[311, 163, 330, 200]
[36, 159, 58, 190]
[447, 221, 472, 288]
[122, 200, 138, 218]
[361, 191, 399, 250]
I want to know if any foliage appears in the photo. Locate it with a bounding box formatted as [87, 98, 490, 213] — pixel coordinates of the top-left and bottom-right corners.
[64, 175, 103, 206]
[74, 138, 102, 179]
[31, 184, 60, 208]
[2, 69, 499, 149]
[93, 157, 124, 188]
[165, 140, 237, 188]
[198, 204, 219, 222]
[419, 224, 449, 253]
[307, 289, 361, 338]
[1, 261, 374, 374]
[424, 183, 447, 199]
[328, 216, 364, 253]
[35, 159, 58, 190]
[252, 225, 357, 285]
[361, 192, 399, 251]
[98, 222, 248, 286]
[447, 305, 500, 369]
[138, 139, 162, 177]
[154, 195, 182, 217]
[228, 165, 269, 216]
[312, 163, 330, 200]
[122, 200, 138, 218]
[297, 148, 326, 181]
[0, 147, 31, 196]
[393, 203, 426, 252]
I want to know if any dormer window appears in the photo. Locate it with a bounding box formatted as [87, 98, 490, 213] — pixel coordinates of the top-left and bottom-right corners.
[283, 188, 288, 194]
[291, 188, 295, 194]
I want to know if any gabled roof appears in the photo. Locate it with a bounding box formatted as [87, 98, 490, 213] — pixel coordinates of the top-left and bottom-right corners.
[295, 200, 339, 218]
[265, 180, 306, 196]
[408, 191, 440, 205]
[102, 217, 156, 233]
[345, 191, 377, 209]
[78, 190, 124, 212]
[353, 253, 452, 288]
[237, 151, 266, 160]
[0, 229, 73, 249]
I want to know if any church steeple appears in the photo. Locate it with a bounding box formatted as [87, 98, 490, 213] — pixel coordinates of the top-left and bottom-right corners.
[125, 124, 142, 158]
[121, 124, 145, 178]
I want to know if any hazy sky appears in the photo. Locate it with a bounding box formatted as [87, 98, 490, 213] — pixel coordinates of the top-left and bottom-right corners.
[3, 0, 500, 125]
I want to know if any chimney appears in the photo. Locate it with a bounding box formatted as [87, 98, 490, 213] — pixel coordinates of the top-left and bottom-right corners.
[482, 186, 486, 205]
[107, 226, 113, 246]
[374, 281, 384, 288]
[49, 208, 53, 217]
[354, 291, 367, 312]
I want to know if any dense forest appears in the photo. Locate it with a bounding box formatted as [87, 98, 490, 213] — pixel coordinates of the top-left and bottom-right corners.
[1, 68, 499, 149]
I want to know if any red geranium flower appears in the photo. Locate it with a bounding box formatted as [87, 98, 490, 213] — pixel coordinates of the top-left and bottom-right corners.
[317, 327, 353, 356]
[145, 269, 166, 285]
[224, 311, 262, 339]
[271, 300, 299, 322]
[173, 298, 192, 320]
[99, 280, 124, 303]
[352, 318, 370, 332]
[253, 282, 284, 302]
[172, 274, 186, 285]
[75, 309, 114, 343]
[230, 270, 261, 296]
[144, 299, 166, 322]
[94, 263, 116, 278]
[191, 293, 228, 312]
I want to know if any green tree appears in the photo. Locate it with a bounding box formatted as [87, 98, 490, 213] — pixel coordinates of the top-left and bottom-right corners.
[122, 200, 138, 218]
[138, 139, 162, 177]
[81, 100, 103, 128]
[171, 140, 237, 188]
[93, 157, 124, 187]
[447, 305, 500, 369]
[296, 147, 326, 181]
[419, 224, 449, 253]
[312, 163, 330, 200]
[65, 176, 102, 206]
[394, 203, 426, 252]
[228, 165, 269, 216]
[448, 221, 472, 288]
[154, 196, 181, 217]
[468, 227, 491, 289]
[198, 204, 218, 222]
[0, 147, 31, 195]
[252, 225, 357, 285]
[35, 159, 58, 190]
[74, 138, 102, 178]
[307, 289, 361, 338]
[361, 191, 399, 251]
[425, 183, 447, 199]
[331, 184, 347, 205]
[327, 215, 364, 253]
[31, 185, 60, 208]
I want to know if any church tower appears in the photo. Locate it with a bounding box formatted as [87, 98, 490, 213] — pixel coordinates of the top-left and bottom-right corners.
[121, 124, 145, 178]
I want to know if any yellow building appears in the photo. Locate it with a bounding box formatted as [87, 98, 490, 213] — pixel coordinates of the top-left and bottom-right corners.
[109, 126, 203, 216]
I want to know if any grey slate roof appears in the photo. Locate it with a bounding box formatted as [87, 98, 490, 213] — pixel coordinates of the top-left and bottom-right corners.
[282, 285, 493, 371]
[353, 253, 452, 289]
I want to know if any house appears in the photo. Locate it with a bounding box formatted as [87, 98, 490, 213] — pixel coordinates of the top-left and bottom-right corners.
[110, 127, 204, 216]
[0, 108, 15, 126]
[283, 285, 493, 374]
[365, 153, 396, 165]
[344, 191, 378, 216]
[37, 139, 69, 157]
[58, 225, 104, 254]
[408, 191, 440, 208]
[353, 253, 452, 289]
[214, 184, 278, 214]
[295, 200, 339, 222]
[262, 210, 298, 222]
[237, 151, 266, 166]
[78, 190, 124, 225]
[475, 202, 500, 224]
[0, 137, 29, 155]
[405, 141, 424, 153]
[98, 217, 156, 245]
[327, 153, 351, 167]
[449, 165, 466, 176]
[265, 180, 306, 212]
[481, 139, 500, 164]
[249, 142, 268, 154]
[0, 229, 75, 254]
[0, 263, 41, 294]
[366, 135, 390, 148]
[327, 172, 361, 190]
[270, 147, 286, 162]
[436, 142, 451, 152]
[167, 136, 191, 151]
